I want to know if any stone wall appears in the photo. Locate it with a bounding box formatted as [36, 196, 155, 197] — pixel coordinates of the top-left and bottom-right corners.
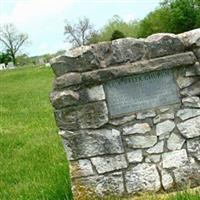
[50, 29, 200, 199]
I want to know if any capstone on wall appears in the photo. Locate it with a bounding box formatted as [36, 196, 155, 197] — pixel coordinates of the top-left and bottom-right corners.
[50, 29, 200, 199]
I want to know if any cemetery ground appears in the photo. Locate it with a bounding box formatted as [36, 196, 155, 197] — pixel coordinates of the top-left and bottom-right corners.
[0, 66, 199, 200]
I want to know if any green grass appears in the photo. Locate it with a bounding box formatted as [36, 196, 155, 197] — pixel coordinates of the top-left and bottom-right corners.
[0, 66, 199, 200]
[0, 66, 72, 200]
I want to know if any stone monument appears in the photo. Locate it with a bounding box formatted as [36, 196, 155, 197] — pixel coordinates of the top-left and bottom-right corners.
[50, 29, 200, 199]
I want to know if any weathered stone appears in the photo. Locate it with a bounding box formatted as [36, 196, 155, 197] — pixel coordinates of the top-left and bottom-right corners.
[182, 96, 200, 108]
[54, 72, 82, 89]
[125, 135, 157, 149]
[159, 107, 170, 113]
[153, 112, 175, 124]
[161, 170, 174, 190]
[136, 110, 156, 120]
[185, 62, 200, 77]
[91, 155, 128, 174]
[146, 141, 164, 154]
[127, 150, 143, 163]
[50, 90, 79, 109]
[110, 38, 147, 64]
[50, 49, 99, 76]
[71, 159, 95, 178]
[146, 33, 185, 58]
[82, 52, 196, 85]
[181, 80, 200, 96]
[125, 163, 161, 194]
[176, 108, 200, 121]
[123, 123, 151, 135]
[54, 101, 108, 130]
[74, 172, 125, 196]
[62, 137, 73, 160]
[62, 129, 124, 159]
[167, 133, 185, 151]
[177, 116, 200, 138]
[156, 120, 175, 136]
[187, 138, 200, 161]
[162, 149, 188, 169]
[109, 114, 136, 126]
[177, 75, 198, 89]
[145, 155, 161, 163]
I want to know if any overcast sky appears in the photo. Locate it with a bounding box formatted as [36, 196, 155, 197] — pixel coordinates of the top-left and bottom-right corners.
[0, 0, 160, 56]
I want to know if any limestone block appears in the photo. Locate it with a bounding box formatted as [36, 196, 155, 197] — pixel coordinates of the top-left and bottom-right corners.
[162, 149, 188, 169]
[91, 154, 128, 174]
[109, 114, 136, 126]
[177, 116, 200, 138]
[127, 150, 143, 163]
[136, 110, 156, 119]
[62, 129, 124, 159]
[167, 133, 185, 151]
[185, 62, 200, 76]
[176, 108, 200, 120]
[177, 75, 198, 89]
[146, 33, 185, 58]
[145, 155, 161, 163]
[125, 135, 157, 149]
[123, 123, 151, 135]
[156, 120, 175, 136]
[182, 96, 200, 108]
[187, 138, 200, 161]
[161, 170, 174, 190]
[153, 112, 175, 124]
[125, 163, 161, 194]
[146, 141, 164, 154]
[181, 80, 200, 96]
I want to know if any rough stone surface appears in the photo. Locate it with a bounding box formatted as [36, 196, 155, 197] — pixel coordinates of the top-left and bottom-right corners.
[145, 155, 161, 163]
[127, 150, 143, 163]
[181, 81, 200, 96]
[136, 110, 156, 120]
[109, 114, 136, 126]
[125, 163, 161, 194]
[187, 138, 200, 161]
[125, 135, 157, 149]
[91, 155, 128, 174]
[176, 108, 200, 120]
[177, 116, 200, 138]
[146, 141, 164, 154]
[83, 85, 105, 101]
[156, 120, 175, 136]
[182, 96, 200, 108]
[162, 149, 188, 169]
[177, 76, 198, 89]
[167, 133, 185, 151]
[153, 112, 175, 124]
[185, 62, 200, 76]
[62, 129, 124, 159]
[161, 170, 174, 190]
[123, 123, 151, 135]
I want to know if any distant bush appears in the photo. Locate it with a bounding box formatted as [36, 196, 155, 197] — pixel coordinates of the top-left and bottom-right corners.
[110, 30, 125, 40]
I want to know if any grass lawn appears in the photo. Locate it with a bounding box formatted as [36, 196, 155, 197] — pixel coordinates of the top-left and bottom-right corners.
[0, 66, 199, 200]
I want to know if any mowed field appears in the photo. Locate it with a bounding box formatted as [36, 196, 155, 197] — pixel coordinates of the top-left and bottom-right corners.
[0, 66, 199, 200]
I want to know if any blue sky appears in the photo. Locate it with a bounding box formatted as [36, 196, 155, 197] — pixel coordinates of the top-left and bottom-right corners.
[0, 0, 160, 56]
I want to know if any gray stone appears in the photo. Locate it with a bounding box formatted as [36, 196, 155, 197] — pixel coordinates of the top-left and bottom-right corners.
[50, 90, 79, 109]
[91, 154, 128, 174]
[54, 72, 82, 89]
[71, 159, 95, 178]
[137, 110, 156, 120]
[146, 141, 164, 154]
[161, 170, 174, 190]
[185, 62, 200, 77]
[167, 133, 185, 151]
[177, 116, 200, 138]
[187, 138, 200, 161]
[181, 81, 200, 97]
[127, 150, 143, 163]
[177, 75, 198, 89]
[159, 107, 170, 113]
[156, 120, 175, 136]
[162, 149, 188, 169]
[62, 129, 124, 159]
[123, 123, 151, 135]
[84, 85, 105, 101]
[153, 112, 175, 124]
[82, 52, 196, 85]
[125, 163, 161, 194]
[54, 101, 108, 130]
[145, 155, 161, 163]
[109, 114, 136, 126]
[146, 33, 185, 58]
[176, 108, 200, 120]
[182, 96, 200, 108]
[125, 135, 157, 149]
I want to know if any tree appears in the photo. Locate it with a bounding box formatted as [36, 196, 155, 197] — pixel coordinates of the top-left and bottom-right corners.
[0, 50, 12, 65]
[111, 30, 125, 40]
[64, 17, 95, 47]
[0, 23, 29, 65]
